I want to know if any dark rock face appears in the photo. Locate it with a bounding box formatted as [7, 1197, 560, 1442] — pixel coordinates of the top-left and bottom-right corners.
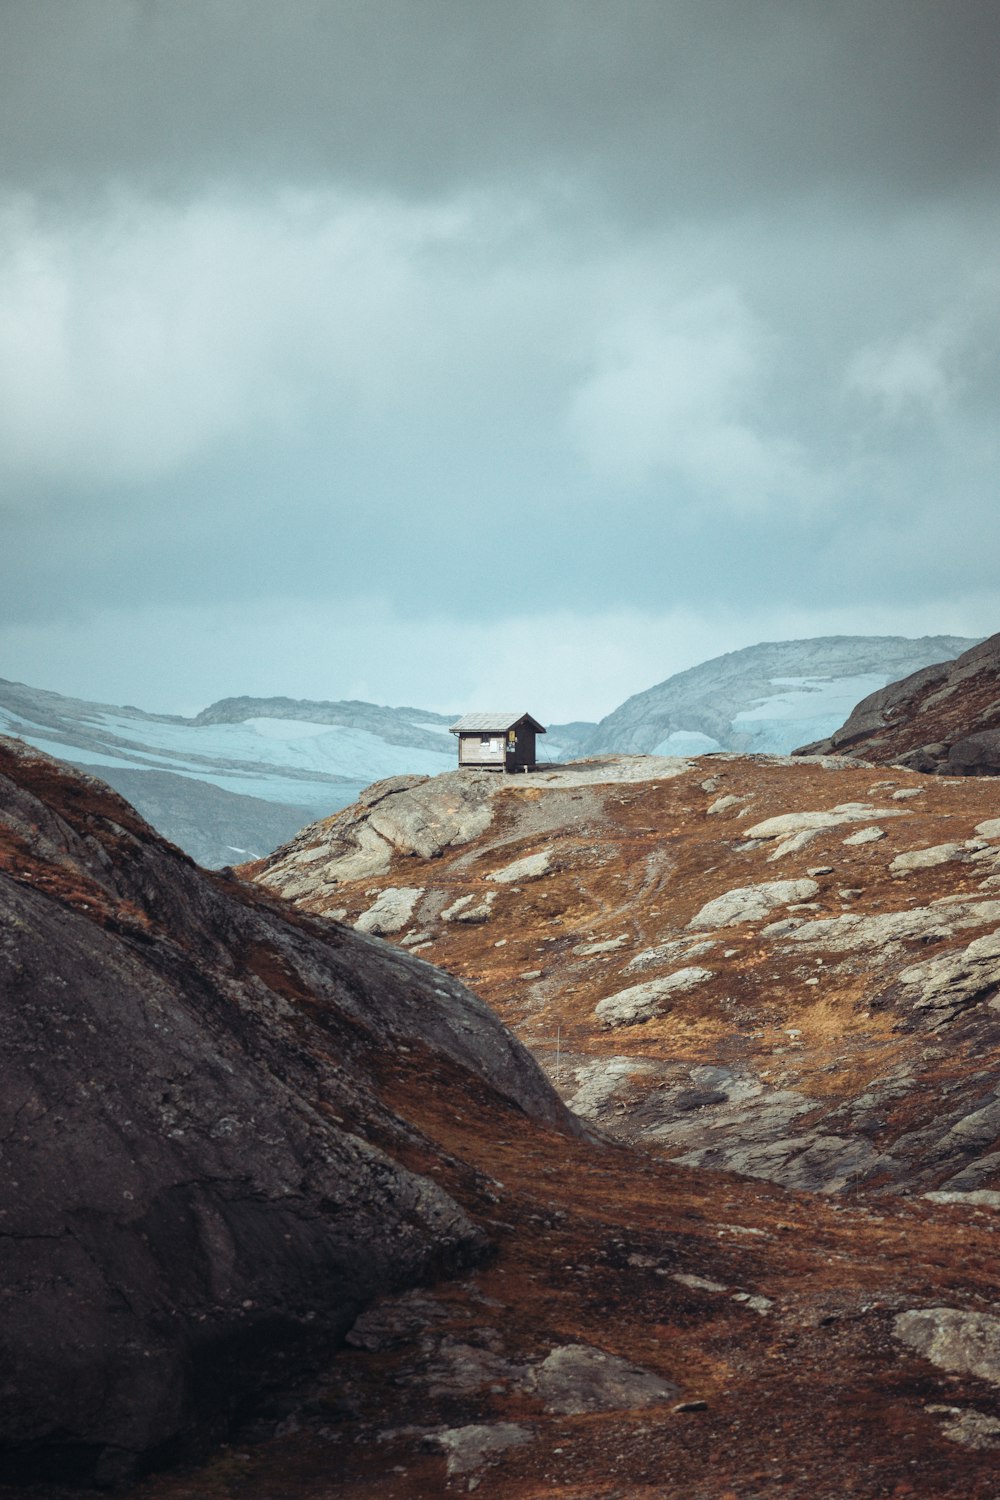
[70, 763, 315, 868]
[0, 737, 577, 1485]
[796, 632, 1000, 773]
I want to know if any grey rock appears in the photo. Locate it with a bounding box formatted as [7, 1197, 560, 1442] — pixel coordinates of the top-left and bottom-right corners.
[595, 967, 713, 1027]
[924, 1191, 1000, 1209]
[624, 938, 716, 974]
[441, 891, 496, 924]
[259, 771, 501, 897]
[346, 1289, 450, 1351]
[429, 1423, 533, 1476]
[572, 935, 629, 956]
[706, 793, 750, 815]
[532, 1344, 679, 1414]
[894, 1307, 1000, 1385]
[354, 886, 424, 935]
[746, 805, 908, 840]
[976, 818, 1000, 840]
[688, 879, 819, 929]
[787, 900, 1000, 952]
[673, 1130, 892, 1195]
[766, 829, 821, 860]
[890, 843, 967, 873]
[759, 917, 805, 938]
[486, 848, 553, 884]
[842, 826, 886, 845]
[936, 1408, 1000, 1449]
[896, 930, 1000, 1018]
[672, 1273, 728, 1293]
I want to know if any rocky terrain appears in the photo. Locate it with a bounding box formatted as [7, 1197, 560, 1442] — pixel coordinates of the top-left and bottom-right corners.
[798, 632, 1000, 776]
[0, 736, 575, 1486]
[4, 748, 1000, 1495]
[249, 754, 1000, 1201]
[583, 635, 978, 757]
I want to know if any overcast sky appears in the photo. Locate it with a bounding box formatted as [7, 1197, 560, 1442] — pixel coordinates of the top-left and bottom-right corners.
[2, 1, 998, 720]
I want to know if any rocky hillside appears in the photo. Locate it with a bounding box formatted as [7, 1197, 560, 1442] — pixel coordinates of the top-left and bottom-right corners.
[584, 635, 979, 757]
[0, 736, 575, 1485]
[249, 755, 1000, 1200]
[797, 632, 1000, 775]
[5, 746, 1000, 1495]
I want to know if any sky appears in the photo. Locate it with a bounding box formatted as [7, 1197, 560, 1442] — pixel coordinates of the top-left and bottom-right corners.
[1, 0, 999, 722]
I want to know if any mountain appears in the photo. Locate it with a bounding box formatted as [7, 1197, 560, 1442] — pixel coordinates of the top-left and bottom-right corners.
[584, 635, 980, 757]
[0, 679, 463, 866]
[796, 631, 1000, 773]
[249, 752, 1000, 1199]
[0, 734, 574, 1484]
[7, 742, 1000, 1495]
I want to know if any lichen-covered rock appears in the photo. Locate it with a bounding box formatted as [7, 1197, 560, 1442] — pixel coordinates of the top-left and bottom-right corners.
[890, 843, 967, 873]
[595, 968, 712, 1026]
[688, 880, 818, 930]
[354, 885, 423, 934]
[486, 848, 553, 883]
[895, 1308, 1000, 1385]
[531, 1344, 679, 1414]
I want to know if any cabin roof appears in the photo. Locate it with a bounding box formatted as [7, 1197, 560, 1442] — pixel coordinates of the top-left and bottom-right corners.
[449, 712, 546, 735]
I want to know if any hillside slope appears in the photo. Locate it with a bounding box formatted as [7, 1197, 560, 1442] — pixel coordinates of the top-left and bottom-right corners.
[249, 754, 1000, 1199]
[4, 746, 1000, 1495]
[797, 631, 1000, 774]
[585, 635, 979, 757]
[0, 736, 574, 1485]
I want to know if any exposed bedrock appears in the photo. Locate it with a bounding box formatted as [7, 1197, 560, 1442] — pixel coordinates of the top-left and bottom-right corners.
[0, 738, 577, 1485]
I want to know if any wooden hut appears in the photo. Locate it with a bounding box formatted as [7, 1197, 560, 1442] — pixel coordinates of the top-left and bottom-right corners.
[449, 712, 546, 772]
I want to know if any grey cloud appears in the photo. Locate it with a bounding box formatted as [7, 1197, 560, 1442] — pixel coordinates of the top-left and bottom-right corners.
[1, 0, 999, 718]
[2, 1, 998, 217]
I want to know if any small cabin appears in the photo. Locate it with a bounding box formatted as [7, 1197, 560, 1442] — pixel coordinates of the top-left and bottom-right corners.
[449, 712, 546, 772]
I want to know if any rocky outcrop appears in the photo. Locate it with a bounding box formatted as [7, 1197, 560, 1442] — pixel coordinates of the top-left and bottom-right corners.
[796, 632, 1000, 774]
[250, 753, 1000, 1201]
[0, 737, 578, 1484]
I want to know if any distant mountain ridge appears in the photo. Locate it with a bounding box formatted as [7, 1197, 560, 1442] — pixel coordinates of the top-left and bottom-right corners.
[796, 630, 1000, 773]
[583, 635, 981, 758]
[0, 678, 462, 866]
[194, 694, 457, 751]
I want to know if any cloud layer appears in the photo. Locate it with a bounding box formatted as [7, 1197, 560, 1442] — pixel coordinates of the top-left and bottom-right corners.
[1, 2, 998, 714]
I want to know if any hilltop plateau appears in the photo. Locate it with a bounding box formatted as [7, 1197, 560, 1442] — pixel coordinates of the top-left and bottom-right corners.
[249, 754, 1000, 1199]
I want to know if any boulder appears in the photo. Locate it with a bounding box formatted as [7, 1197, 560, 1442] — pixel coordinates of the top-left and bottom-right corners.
[688, 880, 818, 930]
[486, 848, 553, 884]
[594, 968, 713, 1027]
[890, 843, 967, 873]
[531, 1344, 679, 1414]
[354, 886, 423, 934]
[894, 1308, 1000, 1385]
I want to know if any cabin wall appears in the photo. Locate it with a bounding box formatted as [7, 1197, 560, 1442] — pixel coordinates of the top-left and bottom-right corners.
[505, 729, 537, 770]
[458, 733, 506, 767]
